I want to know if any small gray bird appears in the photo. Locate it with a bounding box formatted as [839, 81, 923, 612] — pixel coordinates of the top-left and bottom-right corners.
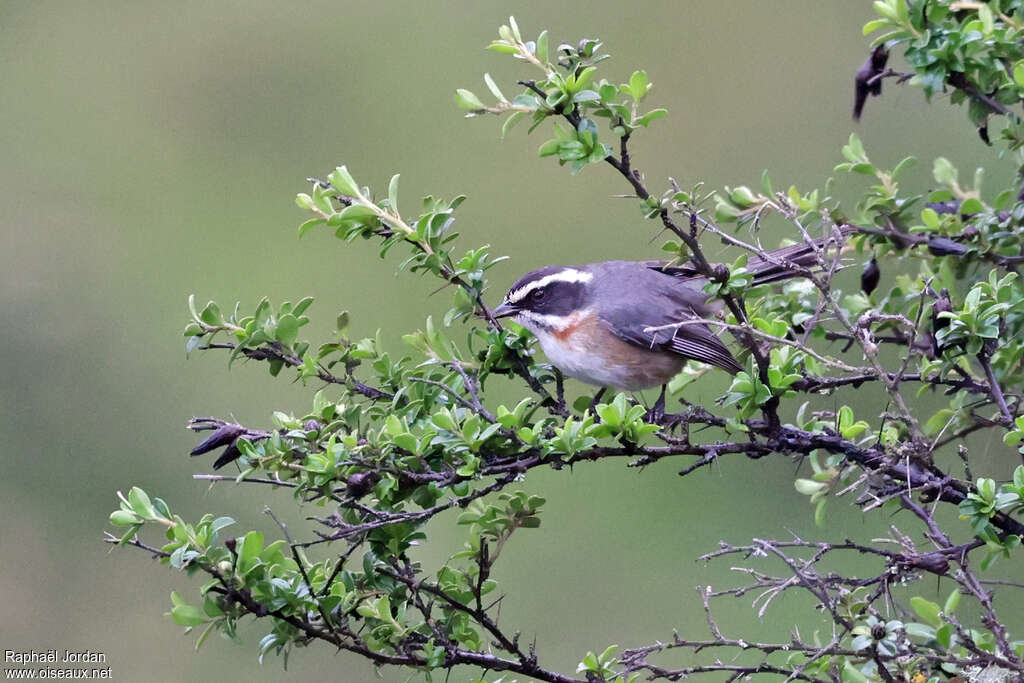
[492, 234, 847, 407]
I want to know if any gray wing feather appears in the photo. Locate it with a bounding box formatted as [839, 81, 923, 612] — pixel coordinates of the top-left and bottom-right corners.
[664, 331, 743, 374]
[595, 264, 743, 374]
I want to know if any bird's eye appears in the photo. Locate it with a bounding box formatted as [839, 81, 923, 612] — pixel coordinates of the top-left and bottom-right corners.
[531, 289, 545, 301]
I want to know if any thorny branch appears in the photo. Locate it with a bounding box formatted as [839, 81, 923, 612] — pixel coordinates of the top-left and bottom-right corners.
[173, 187, 1024, 678]
[175, 193, 1024, 680]
[116, 33, 1024, 683]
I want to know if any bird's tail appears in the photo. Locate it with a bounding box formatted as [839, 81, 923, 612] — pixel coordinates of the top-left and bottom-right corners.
[654, 225, 857, 287]
[746, 225, 856, 286]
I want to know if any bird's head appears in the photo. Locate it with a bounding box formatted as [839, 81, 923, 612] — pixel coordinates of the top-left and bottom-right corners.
[492, 265, 594, 333]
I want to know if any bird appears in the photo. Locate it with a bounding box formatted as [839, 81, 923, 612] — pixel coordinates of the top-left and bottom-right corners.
[492, 231, 850, 415]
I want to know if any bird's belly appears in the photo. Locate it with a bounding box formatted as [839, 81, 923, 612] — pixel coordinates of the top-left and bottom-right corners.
[538, 331, 683, 391]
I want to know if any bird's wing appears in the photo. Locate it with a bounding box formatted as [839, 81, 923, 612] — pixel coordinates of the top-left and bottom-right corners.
[597, 270, 742, 374]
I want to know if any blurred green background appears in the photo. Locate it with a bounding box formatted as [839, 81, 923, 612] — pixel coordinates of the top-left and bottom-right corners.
[3, 2, 1021, 681]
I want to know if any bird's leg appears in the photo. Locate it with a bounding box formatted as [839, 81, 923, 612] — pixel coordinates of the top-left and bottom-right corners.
[645, 384, 668, 424]
[587, 387, 607, 417]
[553, 368, 566, 415]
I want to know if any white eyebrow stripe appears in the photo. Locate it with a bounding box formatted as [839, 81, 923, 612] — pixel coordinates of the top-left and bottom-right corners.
[506, 268, 593, 304]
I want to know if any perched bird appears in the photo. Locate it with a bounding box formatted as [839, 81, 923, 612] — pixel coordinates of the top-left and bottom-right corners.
[493, 233, 849, 411]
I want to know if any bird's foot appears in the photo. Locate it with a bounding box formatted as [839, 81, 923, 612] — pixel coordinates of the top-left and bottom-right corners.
[586, 387, 608, 419]
[644, 385, 668, 424]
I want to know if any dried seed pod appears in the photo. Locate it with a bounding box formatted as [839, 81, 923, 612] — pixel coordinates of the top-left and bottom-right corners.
[190, 423, 245, 456]
[927, 237, 967, 257]
[212, 441, 243, 470]
[346, 471, 380, 499]
[853, 44, 889, 120]
[931, 288, 953, 356]
[860, 256, 880, 295]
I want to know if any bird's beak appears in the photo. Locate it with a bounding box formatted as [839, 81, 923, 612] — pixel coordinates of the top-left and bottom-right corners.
[492, 302, 518, 319]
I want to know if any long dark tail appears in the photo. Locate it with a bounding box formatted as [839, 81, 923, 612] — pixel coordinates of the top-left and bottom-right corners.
[747, 225, 856, 285]
[659, 225, 856, 285]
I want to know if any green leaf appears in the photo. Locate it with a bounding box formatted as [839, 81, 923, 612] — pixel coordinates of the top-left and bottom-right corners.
[387, 174, 400, 211]
[538, 139, 560, 157]
[170, 603, 207, 627]
[627, 70, 649, 101]
[128, 487, 156, 518]
[635, 108, 667, 127]
[978, 4, 994, 34]
[501, 110, 525, 138]
[199, 302, 223, 327]
[298, 218, 326, 238]
[507, 15, 521, 41]
[959, 197, 983, 215]
[240, 531, 263, 563]
[863, 18, 890, 35]
[483, 73, 505, 101]
[891, 155, 916, 179]
[905, 622, 936, 640]
[338, 204, 378, 222]
[572, 89, 600, 103]
[276, 313, 299, 346]
[936, 623, 953, 649]
[1014, 60, 1024, 87]
[843, 133, 867, 162]
[487, 41, 518, 54]
[327, 166, 359, 197]
[571, 67, 597, 93]
[431, 410, 459, 433]
[842, 660, 870, 683]
[536, 30, 549, 64]
[795, 479, 827, 496]
[455, 88, 486, 111]
[933, 157, 958, 186]
[944, 589, 961, 614]
[109, 510, 141, 526]
[169, 591, 207, 627]
[873, 0, 898, 21]
[924, 409, 954, 436]
[909, 596, 942, 628]
[292, 296, 313, 317]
